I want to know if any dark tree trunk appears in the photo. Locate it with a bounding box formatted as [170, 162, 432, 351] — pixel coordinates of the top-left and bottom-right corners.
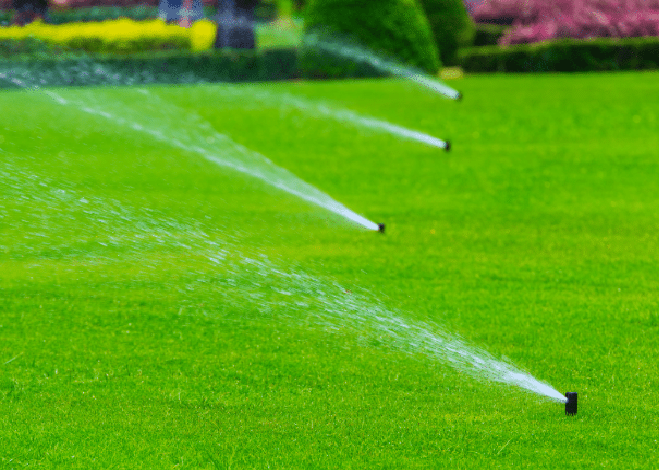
[215, 0, 256, 49]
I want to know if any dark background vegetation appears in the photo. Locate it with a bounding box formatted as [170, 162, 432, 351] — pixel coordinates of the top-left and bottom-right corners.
[1, 0, 658, 74]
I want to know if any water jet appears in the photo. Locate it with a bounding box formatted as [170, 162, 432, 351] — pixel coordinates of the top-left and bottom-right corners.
[305, 33, 462, 101]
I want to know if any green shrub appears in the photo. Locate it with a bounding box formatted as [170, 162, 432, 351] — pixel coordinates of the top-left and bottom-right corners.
[417, 0, 474, 66]
[300, 0, 440, 79]
[0, 48, 299, 88]
[473, 23, 507, 47]
[0, 36, 57, 59]
[256, 1, 279, 21]
[0, 11, 11, 27]
[459, 37, 659, 73]
[292, 0, 308, 13]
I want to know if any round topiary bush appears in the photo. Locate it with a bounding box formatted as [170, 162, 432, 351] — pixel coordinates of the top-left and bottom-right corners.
[300, 0, 441, 78]
[417, 0, 475, 65]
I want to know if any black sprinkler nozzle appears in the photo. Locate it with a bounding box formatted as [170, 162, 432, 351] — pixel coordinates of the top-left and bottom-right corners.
[456, 92, 463, 101]
[378, 223, 386, 234]
[565, 392, 577, 416]
[445, 141, 451, 152]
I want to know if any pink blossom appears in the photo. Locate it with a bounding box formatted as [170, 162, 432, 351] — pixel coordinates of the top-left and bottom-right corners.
[473, 0, 659, 43]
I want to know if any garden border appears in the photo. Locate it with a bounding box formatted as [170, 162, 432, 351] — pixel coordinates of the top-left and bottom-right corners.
[460, 36, 659, 72]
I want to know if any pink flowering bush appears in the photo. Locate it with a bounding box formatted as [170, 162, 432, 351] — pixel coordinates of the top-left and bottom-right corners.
[472, 0, 659, 44]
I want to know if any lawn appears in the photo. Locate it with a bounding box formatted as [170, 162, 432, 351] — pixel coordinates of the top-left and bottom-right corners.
[1, 72, 658, 468]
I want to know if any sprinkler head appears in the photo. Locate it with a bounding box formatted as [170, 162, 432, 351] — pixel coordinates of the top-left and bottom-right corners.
[444, 141, 451, 152]
[377, 223, 386, 234]
[456, 92, 463, 101]
[565, 392, 577, 416]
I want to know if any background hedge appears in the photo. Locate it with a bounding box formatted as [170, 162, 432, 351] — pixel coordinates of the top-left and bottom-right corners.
[460, 37, 659, 73]
[300, 0, 440, 78]
[0, 4, 278, 26]
[0, 47, 299, 88]
[473, 23, 507, 47]
[417, 0, 474, 66]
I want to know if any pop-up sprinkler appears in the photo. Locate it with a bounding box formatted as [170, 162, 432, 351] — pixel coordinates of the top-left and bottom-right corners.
[565, 392, 577, 415]
[378, 223, 386, 234]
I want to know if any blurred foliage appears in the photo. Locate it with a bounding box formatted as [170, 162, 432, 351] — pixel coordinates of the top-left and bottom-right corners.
[473, 23, 507, 46]
[0, 48, 299, 87]
[300, 0, 440, 78]
[291, 0, 307, 13]
[0, 35, 57, 58]
[1, 6, 159, 25]
[417, 0, 475, 66]
[0, 18, 217, 53]
[472, 0, 659, 45]
[460, 36, 659, 72]
[0, 4, 281, 25]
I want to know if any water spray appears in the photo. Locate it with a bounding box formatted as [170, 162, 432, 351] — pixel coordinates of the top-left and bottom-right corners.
[305, 33, 463, 101]
[210, 87, 452, 151]
[2, 85, 379, 233]
[204, 252, 570, 406]
[3, 57, 573, 413]
[565, 392, 577, 415]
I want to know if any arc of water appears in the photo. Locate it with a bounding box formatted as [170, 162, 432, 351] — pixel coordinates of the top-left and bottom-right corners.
[56, 88, 381, 231]
[0, 71, 380, 231]
[218, 86, 451, 150]
[304, 33, 462, 101]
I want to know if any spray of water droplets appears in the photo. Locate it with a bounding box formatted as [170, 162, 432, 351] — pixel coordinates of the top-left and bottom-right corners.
[304, 33, 462, 101]
[4, 155, 565, 403]
[208, 253, 567, 403]
[0, 70, 379, 231]
[49, 88, 379, 231]
[203, 85, 450, 150]
[1, 72, 565, 404]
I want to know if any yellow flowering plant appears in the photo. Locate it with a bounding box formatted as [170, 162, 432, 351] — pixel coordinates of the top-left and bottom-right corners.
[0, 18, 218, 54]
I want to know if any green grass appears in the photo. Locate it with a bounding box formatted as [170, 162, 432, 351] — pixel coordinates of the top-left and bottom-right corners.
[1, 72, 659, 468]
